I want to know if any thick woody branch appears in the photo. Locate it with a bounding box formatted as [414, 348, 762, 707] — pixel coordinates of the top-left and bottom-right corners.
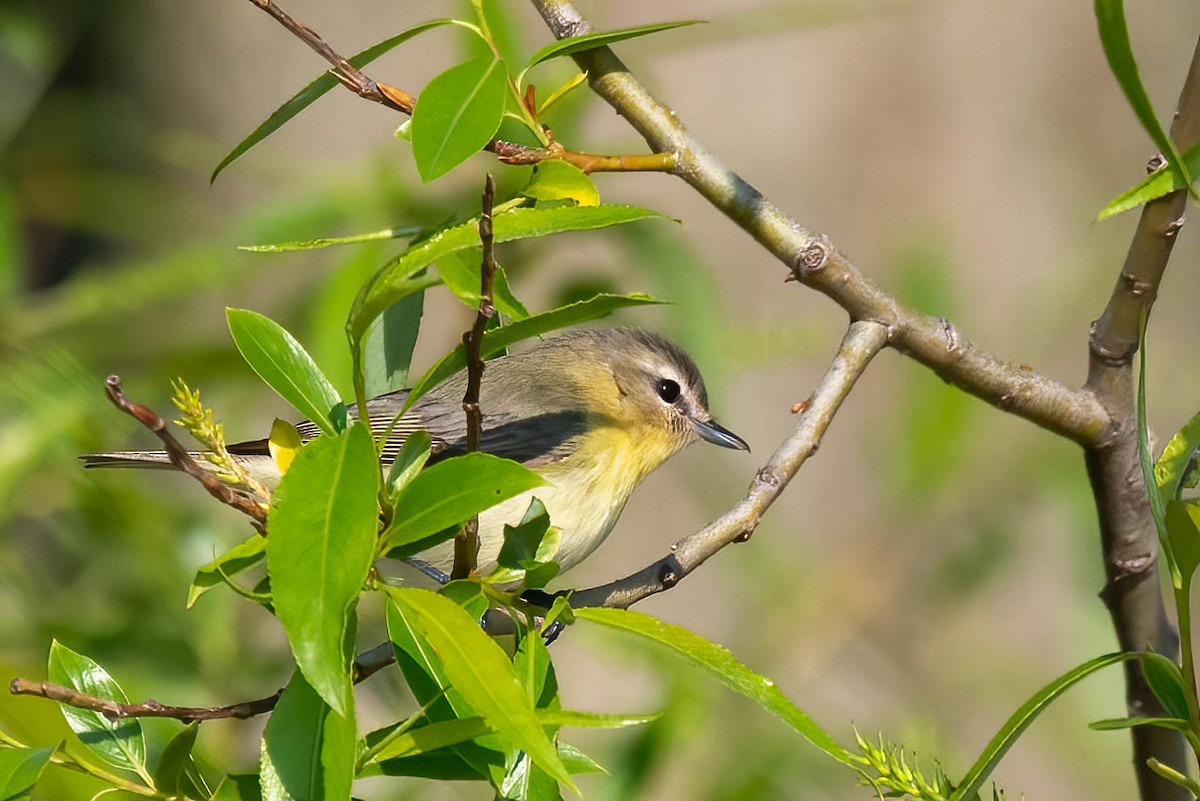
[531, 0, 1110, 447]
[104, 376, 267, 526]
[573, 321, 887, 609]
[244, 0, 674, 174]
[453, 175, 498, 580]
[1083, 36, 1200, 801]
[9, 641, 397, 723]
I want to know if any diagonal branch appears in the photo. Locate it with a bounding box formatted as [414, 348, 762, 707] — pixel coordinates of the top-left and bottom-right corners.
[573, 321, 887, 609]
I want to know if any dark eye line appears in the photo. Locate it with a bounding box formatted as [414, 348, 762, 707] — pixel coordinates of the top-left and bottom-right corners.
[657, 378, 681, 404]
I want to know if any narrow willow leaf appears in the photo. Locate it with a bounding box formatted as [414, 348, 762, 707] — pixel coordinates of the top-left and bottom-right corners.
[0, 746, 54, 799]
[405, 292, 663, 407]
[366, 749, 497, 780]
[435, 249, 529, 319]
[366, 717, 492, 764]
[1165, 501, 1200, 592]
[384, 452, 546, 551]
[948, 652, 1134, 801]
[574, 608, 856, 767]
[557, 742, 606, 775]
[494, 266, 529, 320]
[227, 308, 343, 436]
[387, 588, 577, 794]
[348, 204, 666, 341]
[363, 288, 424, 397]
[268, 423, 378, 717]
[522, 161, 599, 206]
[522, 21, 702, 73]
[412, 56, 508, 181]
[1098, 140, 1200, 220]
[1094, 0, 1191, 193]
[538, 710, 659, 729]
[260, 671, 356, 801]
[187, 535, 267, 609]
[47, 640, 146, 776]
[211, 20, 453, 182]
[386, 429, 432, 496]
[1141, 651, 1192, 721]
[1089, 715, 1190, 731]
[239, 226, 425, 253]
[537, 72, 588, 117]
[1137, 309, 1179, 585]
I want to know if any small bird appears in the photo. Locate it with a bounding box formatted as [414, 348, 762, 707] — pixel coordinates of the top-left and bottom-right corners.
[82, 327, 748, 577]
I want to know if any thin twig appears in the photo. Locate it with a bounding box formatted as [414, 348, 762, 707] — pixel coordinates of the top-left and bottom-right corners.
[1081, 36, 1200, 801]
[243, 0, 674, 174]
[104, 376, 267, 527]
[9, 640, 398, 723]
[573, 321, 888, 609]
[452, 175, 498, 580]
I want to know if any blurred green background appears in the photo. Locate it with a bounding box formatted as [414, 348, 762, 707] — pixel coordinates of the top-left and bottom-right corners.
[3, 0, 1200, 798]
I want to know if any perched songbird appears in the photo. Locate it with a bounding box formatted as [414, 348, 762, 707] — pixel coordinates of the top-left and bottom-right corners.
[83, 327, 749, 577]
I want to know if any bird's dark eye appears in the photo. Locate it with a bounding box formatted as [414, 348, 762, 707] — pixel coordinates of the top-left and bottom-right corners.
[657, 378, 681, 403]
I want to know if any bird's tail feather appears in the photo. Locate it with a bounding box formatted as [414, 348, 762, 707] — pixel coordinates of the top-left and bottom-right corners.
[80, 451, 187, 470]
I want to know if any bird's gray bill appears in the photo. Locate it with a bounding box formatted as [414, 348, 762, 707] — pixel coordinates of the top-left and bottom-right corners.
[691, 417, 750, 451]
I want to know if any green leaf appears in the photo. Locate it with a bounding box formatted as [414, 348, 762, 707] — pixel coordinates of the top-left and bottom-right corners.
[1089, 715, 1191, 731]
[948, 652, 1134, 801]
[1165, 501, 1200, 592]
[227, 308, 343, 437]
[384, 452, 546, 551]
[1137, 309, 1179, 586]
[387, 588, 577, 794]
[522, 21, 702, 73]
[153, 722, 209, 801]
[490, 499, 561, 589]
[1094, 0, 1191, 194]
[515, 625, 558, 711]
[260, 671, 356, 801]
[365, 717, 492, 764]
[367, 749, 497, 780]
[386, 429, 432, 496]
[0, 746, 54, 800]
[363, 288, 424, 397]
[436, 249, 529, 320]
[522, 161, 599, 207]
[574, 608, 855, 767]
[268, 422, 378, 717]
[557, 742, 606, 776]
[1141, 651, 1192, 721]
[239, 226, 425, 253]
[1156, 408, 1200, 503]
[1098, 140, 1200, 220]
[411, 56, 508, 182]
[406, 292, 662, 406]
[187, 535, 267, 609]
[47, 640, 147, 776]
[538, 710, 658, 729]
[211, 20, 453, 182]
[348, 204, 666, 342]
[213, 774, 262, 801]
[494, 266, 529, 320]
[441, 579, 491, 621]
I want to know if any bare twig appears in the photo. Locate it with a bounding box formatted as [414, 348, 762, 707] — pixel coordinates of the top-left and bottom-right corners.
[243, 0, 674, 174]
[9, 640, 398, 723]
[452, 175, 498, 580]
[104, 376, 267, 527]
[1082, 36, 1200, 801]
[573, 321, 888, 609]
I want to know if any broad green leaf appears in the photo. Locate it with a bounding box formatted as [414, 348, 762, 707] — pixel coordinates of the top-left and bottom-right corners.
[1098, 140, 1200, 220]
[1141, 651, 1191, 721]
[386, 429, 432, 496]
[490, 499, 561, 589]
[494, 266, 530, 320]
[239, 226, 425, 253]
[367, 748, 498, 780]
[949, 652, 1134, 801]
[1156, 408, 1200, 503]
[0, 746, 54, 799]
[268, 423, 378, 716]
[153, 722, 210, 801]
[1089, 716, 1191, 731]
[384, 452, 545, 551]
[365, 717, 492, 764]
[557, 742, 606, 775]
[522, 161, 599, 206]
[522, 21, 702, 74]
[435, 249, 529, 320]
[515, 625, 558, 711]
[363, 287, 424, 397]
[348, 204, 666, 341]
[405, 292, 663, 407]
[47, 641, 146, 777]
[227, 308, 343, 437]
[1094, 0, 1191, 194]
[213, 774, 262, 801]
[441, 579, 490, 621]
[260, 671, 356, 801]
[387, 588, 577, 793]
[1165, 501, 1200, 591]
[501, 751, 560, 801]
[538, 710, 659, 729]
[411, 56, 508, 182]
[188, 535, 267, 609]
[575, 608, 855, 767]
[211, 20, 453, 182]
